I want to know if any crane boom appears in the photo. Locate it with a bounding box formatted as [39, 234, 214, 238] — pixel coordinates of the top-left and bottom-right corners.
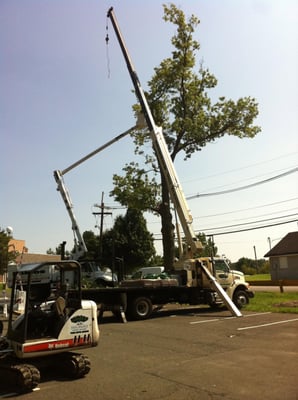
[54, 125, 137, 259]
[107, 7, 242, 317]
[107, 7, 202, 256]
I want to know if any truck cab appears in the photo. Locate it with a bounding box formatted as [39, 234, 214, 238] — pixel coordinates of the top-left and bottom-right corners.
[80, 261, 117, 287]
[200, 257, 254, 308]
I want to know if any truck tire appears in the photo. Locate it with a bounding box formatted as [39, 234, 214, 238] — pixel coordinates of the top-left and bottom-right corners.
[130, 297, 152, 320]
[233, 289, 249, 309]
[95, 279, 106, 287]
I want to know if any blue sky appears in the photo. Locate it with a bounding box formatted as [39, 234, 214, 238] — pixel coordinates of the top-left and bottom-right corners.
[1, 0, 297, 262]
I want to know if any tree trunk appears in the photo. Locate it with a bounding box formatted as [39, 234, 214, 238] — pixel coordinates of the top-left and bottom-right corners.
[160, 173, 175, 271]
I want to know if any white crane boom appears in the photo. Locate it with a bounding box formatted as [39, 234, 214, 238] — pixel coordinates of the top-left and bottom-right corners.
[107, 7, 242, 317]
[107, 7, 203, 256]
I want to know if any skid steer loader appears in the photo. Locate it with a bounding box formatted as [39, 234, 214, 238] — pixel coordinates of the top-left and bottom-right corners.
[0, 260, 100, 393]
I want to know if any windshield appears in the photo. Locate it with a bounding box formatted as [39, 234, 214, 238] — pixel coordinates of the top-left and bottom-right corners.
[214, 259, 229, 273]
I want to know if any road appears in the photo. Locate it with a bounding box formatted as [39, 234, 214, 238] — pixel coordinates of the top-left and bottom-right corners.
[250, 285, 298, 292]
[1, 305, 297, 399]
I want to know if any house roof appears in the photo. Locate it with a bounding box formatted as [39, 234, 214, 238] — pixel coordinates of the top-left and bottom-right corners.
[264, 231, 298, 257]
[15, 253, 61, 264]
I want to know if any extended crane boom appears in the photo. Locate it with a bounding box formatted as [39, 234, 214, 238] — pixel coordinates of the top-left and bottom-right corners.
[54, 125, 137, 259]
[107, 7, 242, 317]
[107, 7, 203, 256]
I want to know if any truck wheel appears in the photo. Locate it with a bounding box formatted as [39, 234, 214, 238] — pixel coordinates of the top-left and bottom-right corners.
[95, 279, 106, 287]
[233, 290, 249, 309]
[130, 297, 152, 320]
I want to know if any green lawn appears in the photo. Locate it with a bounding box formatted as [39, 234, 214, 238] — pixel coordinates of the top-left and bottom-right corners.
[245, 274, 271, 281]
[245, 291, 298, 314]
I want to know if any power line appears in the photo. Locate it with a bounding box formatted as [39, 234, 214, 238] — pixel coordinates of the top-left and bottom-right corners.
[204, 218, 298, 237]
[187, 166, 298, 199]
[198, 208, 298, 229]
[189, 164, 297, 194]
[152, 218, 298, 239]
[195, 197, 298, 219]
[200, 213, 298, 232]
[183, 151, 298, 183]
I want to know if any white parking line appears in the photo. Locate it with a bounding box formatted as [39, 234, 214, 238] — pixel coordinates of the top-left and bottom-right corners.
[190, 312, 271, 325]
[190, 318, 219, 325]
[238, 317, 298, 331]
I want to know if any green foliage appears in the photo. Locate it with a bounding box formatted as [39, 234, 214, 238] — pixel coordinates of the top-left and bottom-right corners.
[102, 209, 156, 274]
[82, 230, 100, 260]
[196, 233, 218, 257]
[175, 232, 218, 258]
[0, 228, 16, 274]
[46, 248, 55, 254]
[233, 257, 269, 275]
[111, 162, 161, 213]
[81, 209, 156, 275]
[111, 3, 260, 268]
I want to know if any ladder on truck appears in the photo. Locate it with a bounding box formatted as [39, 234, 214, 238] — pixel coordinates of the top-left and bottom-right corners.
[107, 7, 242, 318]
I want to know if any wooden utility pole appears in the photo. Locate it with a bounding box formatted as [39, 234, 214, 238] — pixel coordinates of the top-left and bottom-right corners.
[93, 192, 112, 259]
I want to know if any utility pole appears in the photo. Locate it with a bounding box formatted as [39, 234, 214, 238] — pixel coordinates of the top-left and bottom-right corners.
[253, 245, 258, 273]
[93, 192, 112, 260]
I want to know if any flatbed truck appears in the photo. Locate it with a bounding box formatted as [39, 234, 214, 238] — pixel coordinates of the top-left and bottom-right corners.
[80, 255, 253, 321]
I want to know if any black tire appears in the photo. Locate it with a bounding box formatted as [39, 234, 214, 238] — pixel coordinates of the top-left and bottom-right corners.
[233, 289, 249, 309]
[130, 297, 153, 320]
[95, 279, 106, 287]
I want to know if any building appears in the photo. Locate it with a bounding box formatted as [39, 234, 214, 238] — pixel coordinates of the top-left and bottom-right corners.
[8, 238, 28, 255]
[8, 239, 60, 264]
[264, 232, 298, 280]
[1, 239, 61, 283]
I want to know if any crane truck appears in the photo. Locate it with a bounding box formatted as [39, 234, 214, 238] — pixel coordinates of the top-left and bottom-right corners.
[53, 7, 253, 321]
[95, 7, 253, 319]
[8, 8, 253, 326]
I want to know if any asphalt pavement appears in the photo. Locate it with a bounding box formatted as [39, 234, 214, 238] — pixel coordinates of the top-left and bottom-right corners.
[1, 305, 297, 399]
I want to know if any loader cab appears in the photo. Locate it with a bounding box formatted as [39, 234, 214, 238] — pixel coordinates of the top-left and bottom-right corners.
[7, 261, 82, 343]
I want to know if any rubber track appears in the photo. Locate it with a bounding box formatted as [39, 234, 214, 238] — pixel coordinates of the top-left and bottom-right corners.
[0, 363, 40, 393]
[61, 353, 91, 379]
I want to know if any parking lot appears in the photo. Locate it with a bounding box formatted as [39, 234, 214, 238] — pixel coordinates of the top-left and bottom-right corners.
[1, 305, 298, 399]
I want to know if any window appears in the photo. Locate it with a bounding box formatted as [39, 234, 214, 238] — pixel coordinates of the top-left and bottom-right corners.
[279, 256, 288, 269]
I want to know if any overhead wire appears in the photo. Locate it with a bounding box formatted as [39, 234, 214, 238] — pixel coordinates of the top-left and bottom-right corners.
[186, 166, 298, 199]
[204, 218, 298, 237]
[199, 213, 298, 232]
[187, 164, 297, 194]
[183, 151, 298, 183]
[195, 197, 298, 219]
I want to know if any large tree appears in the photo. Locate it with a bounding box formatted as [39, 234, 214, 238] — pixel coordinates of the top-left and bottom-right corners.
[111, 4, 260, 270]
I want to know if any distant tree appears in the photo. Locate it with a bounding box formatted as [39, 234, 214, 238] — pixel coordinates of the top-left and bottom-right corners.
[101, 208, 156, 274]
[82, 230, 100, 261]
[111, 3, 260, 270]
[0, 228, 16, 274]
[197, 234, 218, 257]
[232, 257, 269, 275]
[46, 248, 55, 255]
